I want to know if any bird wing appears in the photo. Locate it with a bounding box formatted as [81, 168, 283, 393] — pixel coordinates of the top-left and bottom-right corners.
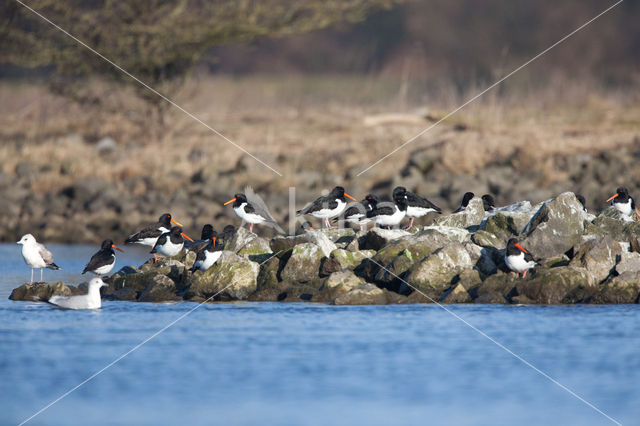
[48, 295, 92, 310]
[367, 202, 396, 218]
[407, 192, 442, 212]
[125, 224, 163, 243]
[37, 243, 55, 265]
[297, 195, 338, 215]
[83, 250, 112, 274]
[245, 186, 284, 233]
[150, 232, 169, 253]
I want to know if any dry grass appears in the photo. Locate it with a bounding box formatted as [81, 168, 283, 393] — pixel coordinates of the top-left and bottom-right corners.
[0, 74, 639, 194]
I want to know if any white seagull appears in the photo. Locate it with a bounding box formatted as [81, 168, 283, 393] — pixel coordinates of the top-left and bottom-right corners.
[17, 234, 61, 283]
[48, 277, 107, 310]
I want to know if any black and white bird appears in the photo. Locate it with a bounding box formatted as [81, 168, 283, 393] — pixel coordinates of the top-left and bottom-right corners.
[607, 187, 635, 217]
[300, 221, 315, 232]
[297, 186, 357, 228]
[48, 277, 106, 310]
[367, 196, 408, 229]
[482, 194, 496, 212]
[185, 224, 215, 252]
[191, 231, 223, 272]
[125, 213, 183, 261]
[453, 192, 475, 213]
[82, 239, 123, 278]
[504, 238, 537, 278]
[150, 226, 194, 263]
[224, 192, 283, 233]
[17, 234, 61, 283]
[221, 225, 237, 247]
[333, 194, 378, 230]
[392, 186, 441, 230]
[575, 194, 587, 211]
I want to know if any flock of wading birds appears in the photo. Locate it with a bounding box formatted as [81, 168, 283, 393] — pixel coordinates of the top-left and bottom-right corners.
[14, 185, 636, 309]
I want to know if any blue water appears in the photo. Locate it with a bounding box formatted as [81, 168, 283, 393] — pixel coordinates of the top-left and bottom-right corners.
[1, 244, 639, 426]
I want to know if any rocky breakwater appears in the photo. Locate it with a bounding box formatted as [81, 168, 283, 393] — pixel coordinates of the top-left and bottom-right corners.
[10, 193, 640, 305]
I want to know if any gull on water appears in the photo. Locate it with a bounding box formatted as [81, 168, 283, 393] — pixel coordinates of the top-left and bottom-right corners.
[17, 234, 61, 283]
[48, 277, 106, 310]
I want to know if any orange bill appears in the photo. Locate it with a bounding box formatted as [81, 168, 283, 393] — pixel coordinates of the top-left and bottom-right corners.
[171, 218, 183, 227]
[212, 236, 217, 245]
[224, 198, 236, 206]
[515, 243, 528, 253]
[345, 193, 356, 201]
[181, 232, 194, 242]
[309, 225, 315, 230]
[111, 243, 124, 252]
[606, 193, 619, 202]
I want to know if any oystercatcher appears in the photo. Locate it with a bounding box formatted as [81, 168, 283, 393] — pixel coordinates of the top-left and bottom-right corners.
[504, 238, 536, 278]
[224, 192, 283, 233]
[392, 186, 441, 230]
[333, 194, 378, 230]
[191, 232, 223, 272]
[185, 224, 215, 251]
[575, 194, 586, 211]
[48, 277, 106, 310]
[453, 192, 475, 213]
[221, 225, 237, 245]
[125, 213, 183, 261]
[17, 234, 61, 283]
[150, 226, 194, 263]
[606, 187, 635, 217]
[367, 196, 408, 229]
[82, 239, 123, 278]
[297, 186, 356, 228]
[300, 221, 315, 231]
[482, 194, 496, 211]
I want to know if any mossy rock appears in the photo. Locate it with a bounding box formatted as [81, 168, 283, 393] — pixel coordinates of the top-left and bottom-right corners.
[280, 243, 324, 283]
[515, 266, 596, 304]
[185, 251, 259, 300]
[591, 272, 640, 304]
[320, 249, 375, 276]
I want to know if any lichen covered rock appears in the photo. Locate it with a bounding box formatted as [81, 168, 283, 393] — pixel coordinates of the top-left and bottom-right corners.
[185, 251, 259, 300]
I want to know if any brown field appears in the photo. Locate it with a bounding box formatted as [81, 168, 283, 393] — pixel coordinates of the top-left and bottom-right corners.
[1, 74, 638, 191]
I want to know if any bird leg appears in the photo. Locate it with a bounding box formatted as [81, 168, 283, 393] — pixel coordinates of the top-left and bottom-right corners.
[250, 223, 254, 233]
[405, 217, 415, 230]
[522, 269, 528, 279]
[30, 268, 34, 284]
[153, 253, 158, 263]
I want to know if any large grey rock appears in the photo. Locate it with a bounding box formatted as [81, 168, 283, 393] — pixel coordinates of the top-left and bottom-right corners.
[474, 272, 519, 300]
[615, 251, 640, 275]
[236, 236, 272, 259]
[9, 281, 81, 301]
[592, 272, 640, 304]
[357, 228, 455, 282]
[320, 249, 375, 276]
[304, 230, 339, 257]
[360, 228, 411, 251]
[515, 266, 596, 304]
[433, 198, 484, 228]
[185, 251, 259, 300]
[521, 192, 587, 258]
[403, 242, 474, 299]
[569, 236, 621, 282]
[280, 243, 324, 283]
[590, 208, 627, 241]
[440, 283, 472, 303]
[225, 227, 260, 252]
[138, 275, 181, 302]
[478, 214, 519, 248]
[333, 283, 388, 305]
[316, 270, 366, 302]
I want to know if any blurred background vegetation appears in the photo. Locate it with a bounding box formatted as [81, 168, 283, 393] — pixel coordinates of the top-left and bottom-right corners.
[0, 0, 638, 242]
